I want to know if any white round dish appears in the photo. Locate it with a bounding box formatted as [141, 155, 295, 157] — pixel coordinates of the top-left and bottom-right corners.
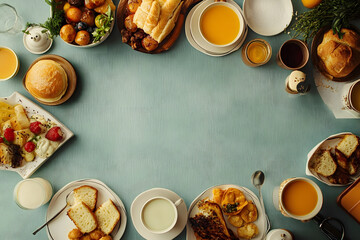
[185, 0, 248, 57]
[186, 184, 269, 240]
[131, 188, 187, 240]
[46, 179, 127, 240]
[243, 0, 293, 36]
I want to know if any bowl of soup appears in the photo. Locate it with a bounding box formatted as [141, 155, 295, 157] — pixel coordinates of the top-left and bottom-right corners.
[0, 46, 19, 81]
[279, 177, 323, 221]
[198, 2, 244, 47]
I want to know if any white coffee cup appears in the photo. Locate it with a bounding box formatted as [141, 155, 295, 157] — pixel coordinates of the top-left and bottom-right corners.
[343, 79, 360, 114]
[140, 196, 182, 234]
[198, 1, 244, 47]
[275, 177, 323, 221]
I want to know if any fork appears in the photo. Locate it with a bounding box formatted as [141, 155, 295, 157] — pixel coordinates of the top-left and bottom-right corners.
[33, 190, 74, 235]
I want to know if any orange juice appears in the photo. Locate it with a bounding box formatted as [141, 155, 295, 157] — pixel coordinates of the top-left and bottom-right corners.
[200, 5, 240, 45]
[0, 47, 18, 80]
[247, 41, 268, 64]
[282, 179, 318, 216]
[350, 81, 360, 112]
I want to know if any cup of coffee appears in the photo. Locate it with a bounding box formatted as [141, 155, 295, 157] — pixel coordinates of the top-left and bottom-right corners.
[140, 196, 183, 234]
[277, 39, 309, 70]
[198, 1, 244, 47]
[274, 177, 323, 221]
[343, 79, 360, 114]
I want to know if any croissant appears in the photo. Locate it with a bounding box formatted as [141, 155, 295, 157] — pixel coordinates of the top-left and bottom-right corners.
[317, 28, 360, 79]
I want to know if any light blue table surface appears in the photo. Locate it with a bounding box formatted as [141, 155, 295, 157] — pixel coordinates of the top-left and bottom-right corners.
[1, 0, 359, 239]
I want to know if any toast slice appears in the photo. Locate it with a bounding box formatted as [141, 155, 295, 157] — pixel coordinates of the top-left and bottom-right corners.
[313, 150, 337, 177]
[73, 185, 98, 211]
[95, 199, 120, 235]
[67, 202, 97, 233]
[189, 201, 236, 240]
[336, 134, 359, 158]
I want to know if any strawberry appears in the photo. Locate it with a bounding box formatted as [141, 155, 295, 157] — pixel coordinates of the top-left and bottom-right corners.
[45, 127, 63, 141]
[0, 137, 3, 143]
[4, 128, 15, 142]
[24, 142, 36, 152]
[30, 121, 42, 135]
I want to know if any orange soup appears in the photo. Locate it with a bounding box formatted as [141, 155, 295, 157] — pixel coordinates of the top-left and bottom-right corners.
[282, 180, 318, 216]
[0, 47, 17, 80]
[350, 81, 360, 112]
[200, 5, 240, 45]
[340, 180, 360, 222]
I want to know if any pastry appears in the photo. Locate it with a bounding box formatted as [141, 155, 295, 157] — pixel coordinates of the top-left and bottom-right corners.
[317, 28, 360, 79]
[25, 60, 68, 103]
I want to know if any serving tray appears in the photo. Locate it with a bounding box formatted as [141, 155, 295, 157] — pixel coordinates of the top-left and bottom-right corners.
[116, 0, 200, 53]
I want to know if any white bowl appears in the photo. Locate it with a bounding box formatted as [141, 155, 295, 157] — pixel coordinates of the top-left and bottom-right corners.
[0, 46, 19, 81]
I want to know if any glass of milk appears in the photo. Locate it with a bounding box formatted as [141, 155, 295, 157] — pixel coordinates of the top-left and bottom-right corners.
[13, 178, 53, 210]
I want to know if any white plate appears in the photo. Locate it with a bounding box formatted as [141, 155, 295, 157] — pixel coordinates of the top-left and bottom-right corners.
[186, 184, 268, 240]
[131, 188, 187, 240]
[243, 0, 293, 36]
[46, 179, 127, 240]
[0, 92, 74, 179]
[306, 132, 360, 186]
[185, 0, 248, 57]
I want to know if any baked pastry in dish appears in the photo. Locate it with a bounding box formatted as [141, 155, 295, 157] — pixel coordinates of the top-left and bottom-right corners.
[121, 0, 183, 51]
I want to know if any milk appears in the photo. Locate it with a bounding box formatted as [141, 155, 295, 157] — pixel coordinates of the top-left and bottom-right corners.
[14, 178, 52, 209]
[141, 198, 176, 233]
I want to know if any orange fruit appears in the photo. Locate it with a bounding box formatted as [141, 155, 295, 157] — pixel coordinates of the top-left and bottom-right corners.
[301, 0, 322, 8]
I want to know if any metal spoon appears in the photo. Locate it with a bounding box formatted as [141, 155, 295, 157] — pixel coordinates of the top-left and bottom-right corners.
[251, 170, 271, 234]
[33, 190, 74, 235]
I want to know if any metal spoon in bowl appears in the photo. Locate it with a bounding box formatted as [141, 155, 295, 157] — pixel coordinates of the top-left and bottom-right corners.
[33, 190, 74, 235]
[251, 170, 271, 234]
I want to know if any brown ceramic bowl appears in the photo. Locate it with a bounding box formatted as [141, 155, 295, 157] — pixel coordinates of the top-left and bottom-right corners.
[23, 55, 76, 106]
[311, 25, 360, 82]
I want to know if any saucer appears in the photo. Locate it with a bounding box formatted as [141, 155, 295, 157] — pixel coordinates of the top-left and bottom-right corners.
[131, 188, 187, 240]
[243, 0, 293, 36]
[185, 0, 248, 57]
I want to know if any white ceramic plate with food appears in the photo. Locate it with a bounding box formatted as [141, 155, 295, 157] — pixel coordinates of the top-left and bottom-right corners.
[243, 0, 293, 36]
[131, 188, 187, 240]
[306, 132, 360, 186]
[186, 184, 268, 240]
[185, 0, 248, 57]
[0, 92, 74, 179]
[46, 179, 127, 240]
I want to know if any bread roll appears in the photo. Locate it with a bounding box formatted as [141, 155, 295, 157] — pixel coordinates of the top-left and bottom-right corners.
[25, 60, 68, 103]
[317, 28, 360, 78]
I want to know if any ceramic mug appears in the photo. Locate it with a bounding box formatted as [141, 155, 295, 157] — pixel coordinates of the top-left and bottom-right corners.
[140, 196, 183, 234]
[274, 177, 323, 221]
[342, 79, 360, 114]
[277, 39, 309, 70]
[198, 1, 244, 47]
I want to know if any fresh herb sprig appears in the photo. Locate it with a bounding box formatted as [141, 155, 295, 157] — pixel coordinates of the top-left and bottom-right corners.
[92, 6, 113, 43]
[291, 0, 360, 42]
[23, 0, 65, 39]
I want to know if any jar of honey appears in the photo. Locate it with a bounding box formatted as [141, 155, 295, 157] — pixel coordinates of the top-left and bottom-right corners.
[241, 39, 272, 67]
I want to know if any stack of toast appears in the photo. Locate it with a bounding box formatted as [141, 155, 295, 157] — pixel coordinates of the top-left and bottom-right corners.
[67, 185, 121, 240]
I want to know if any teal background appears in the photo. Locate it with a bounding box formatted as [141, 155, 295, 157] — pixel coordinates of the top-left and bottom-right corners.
[0, 0, 359, 239]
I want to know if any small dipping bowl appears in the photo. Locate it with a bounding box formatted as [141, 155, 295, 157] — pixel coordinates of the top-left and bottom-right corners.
[0, 46, 19, 81]
[198, 1, 244, 48]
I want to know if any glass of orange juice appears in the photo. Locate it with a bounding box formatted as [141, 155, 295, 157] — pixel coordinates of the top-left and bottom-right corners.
[0, 46, 19, 81]
[241, 39, 272, 67]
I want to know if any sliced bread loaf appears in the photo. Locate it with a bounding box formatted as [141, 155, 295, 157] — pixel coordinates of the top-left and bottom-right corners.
[95, 199, 120, 235]
[314, 150, 337, 177]
[73, 185, 98, 211]
[336, 134, 359, 158]
[67, 202, 98, 233]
